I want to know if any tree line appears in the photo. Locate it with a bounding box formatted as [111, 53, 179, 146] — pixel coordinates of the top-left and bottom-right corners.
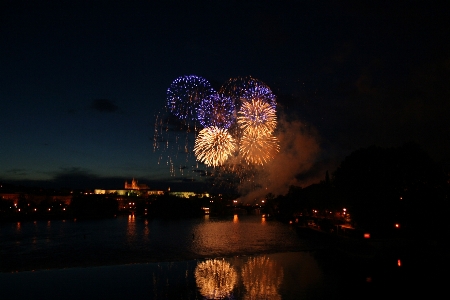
[269, 142, 449, 238]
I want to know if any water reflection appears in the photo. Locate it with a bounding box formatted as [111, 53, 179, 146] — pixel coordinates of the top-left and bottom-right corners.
[241, 256, 283, 300]
[1, 215, 309, 273]
[195, 259, 237, 299]
[193, 252, 325, 299]
[126, 214, 136, 243]
[143, 219, 150, 242]
[0, 222, 433, 300]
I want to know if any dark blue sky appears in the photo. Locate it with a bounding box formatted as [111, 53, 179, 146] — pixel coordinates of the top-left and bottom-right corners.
[1, 0, 449, 191]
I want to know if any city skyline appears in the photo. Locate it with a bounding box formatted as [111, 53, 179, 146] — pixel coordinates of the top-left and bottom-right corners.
[1, 1, 449, 192]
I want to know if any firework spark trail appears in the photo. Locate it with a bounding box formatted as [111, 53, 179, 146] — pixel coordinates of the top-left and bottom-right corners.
[166, 75, 216, 122]
[240, 132, 280, 165]
[155, 74, 322, 195]
[219, 76, 277, 112]
[194, 126, 236, 167]
[237, 99, 277, 136]
[198, 93, 235, 129]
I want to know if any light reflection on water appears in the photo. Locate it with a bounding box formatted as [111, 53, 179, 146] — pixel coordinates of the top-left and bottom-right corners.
[189, 214, 305, 259]
[126, 213, 136, 244]
[0, 214, 440, 299]
[195, 258, 238, 299]
[0, 252, 324, 300]
[0, 214, 309, 272]
[241, 256, 283, 300]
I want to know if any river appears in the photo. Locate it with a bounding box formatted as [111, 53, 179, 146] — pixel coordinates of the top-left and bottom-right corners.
[0, 213, 443, 299]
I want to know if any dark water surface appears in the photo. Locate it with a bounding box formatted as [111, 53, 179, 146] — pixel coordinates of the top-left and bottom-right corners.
[0, 214, 443, 299]
[0, 214, 314, 271]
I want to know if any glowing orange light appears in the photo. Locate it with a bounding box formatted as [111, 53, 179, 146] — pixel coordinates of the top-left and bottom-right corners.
[241, 256, 283, 299]
[395, 223, 400, 228]
[364, 233, 371, 239]
[194, 126, 235, 167]
[397, 259, 401, 267]
[195, 259, 237, 299]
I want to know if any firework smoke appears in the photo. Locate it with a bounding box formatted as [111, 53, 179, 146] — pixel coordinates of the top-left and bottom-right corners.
[237, 116, 322, 203]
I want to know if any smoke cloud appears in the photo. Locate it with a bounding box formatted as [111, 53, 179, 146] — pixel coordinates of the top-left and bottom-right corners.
[237, 116, 322, 203]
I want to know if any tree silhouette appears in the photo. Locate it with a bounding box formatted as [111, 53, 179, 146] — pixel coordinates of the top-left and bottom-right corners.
[333, 142, 446, 236]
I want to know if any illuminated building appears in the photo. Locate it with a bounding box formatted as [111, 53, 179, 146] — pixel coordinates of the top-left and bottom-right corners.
[0, 193, 72, 206]
[95, 179, 164, 197]
[94, 189, 164, 197]
[124, 178, 149, 190]
[168, 191, 210, 198]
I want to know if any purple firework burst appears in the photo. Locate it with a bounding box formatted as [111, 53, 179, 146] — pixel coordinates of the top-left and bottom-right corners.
[166, 75, 216, 122]
[198, 93, 236, 129]
[219, 76, 277, 113]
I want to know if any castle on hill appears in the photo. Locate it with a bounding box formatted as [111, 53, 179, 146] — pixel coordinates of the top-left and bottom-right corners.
[124, 178, 149, 190]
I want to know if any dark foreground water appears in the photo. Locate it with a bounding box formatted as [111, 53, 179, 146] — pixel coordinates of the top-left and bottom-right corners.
[0, 214, 444, 299]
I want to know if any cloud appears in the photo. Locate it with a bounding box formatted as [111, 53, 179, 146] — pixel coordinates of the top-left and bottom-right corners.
[90, 99, 120, 113]
[5, 168, 28, 176]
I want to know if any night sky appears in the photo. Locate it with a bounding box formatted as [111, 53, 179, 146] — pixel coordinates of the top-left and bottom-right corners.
[1, 0, 449, 192]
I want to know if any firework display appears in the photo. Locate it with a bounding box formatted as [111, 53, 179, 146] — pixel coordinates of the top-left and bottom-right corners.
[240, 132, 279, 165]
[155, 74, 279, 182]
[219, 76, 277, 111]
[237, 99, 277, 136]
[198, 93, 235, 129]
[166, 75, 216, 122]
[194, 126, 236, 167]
